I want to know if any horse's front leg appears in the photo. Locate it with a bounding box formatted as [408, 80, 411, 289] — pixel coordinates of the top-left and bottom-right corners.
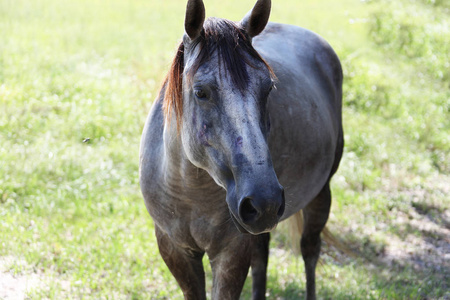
[208, 237, 253, 300]
[251, 233, 270, 300]
[155, 225, 206, 300]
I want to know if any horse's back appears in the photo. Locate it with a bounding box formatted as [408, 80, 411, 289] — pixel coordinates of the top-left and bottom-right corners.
[255, 22, 342, 119]
[254, 23, 343, 217]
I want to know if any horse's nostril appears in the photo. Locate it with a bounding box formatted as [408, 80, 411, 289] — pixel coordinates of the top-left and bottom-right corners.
[239, 197, 259, 224]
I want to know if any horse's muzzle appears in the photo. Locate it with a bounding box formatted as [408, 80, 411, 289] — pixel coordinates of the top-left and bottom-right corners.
[231, 186, 285, 234]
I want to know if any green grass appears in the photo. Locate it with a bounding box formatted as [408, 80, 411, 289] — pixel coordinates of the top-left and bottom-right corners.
[1, 0, 449, 299]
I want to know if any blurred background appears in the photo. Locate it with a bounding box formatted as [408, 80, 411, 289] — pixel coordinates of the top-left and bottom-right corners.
[0, 0, 448, 298]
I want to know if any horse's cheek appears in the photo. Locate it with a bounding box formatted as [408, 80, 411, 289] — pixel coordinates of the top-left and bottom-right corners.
[197, 123, 210, 146]
[195, 120, 214, 148]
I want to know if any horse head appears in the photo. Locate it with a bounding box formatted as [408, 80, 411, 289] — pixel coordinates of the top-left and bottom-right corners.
[165, 0, 285, 234]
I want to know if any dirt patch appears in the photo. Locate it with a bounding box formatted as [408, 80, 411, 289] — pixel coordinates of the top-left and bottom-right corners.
[382, 208, 450, 272]
[380, 176, 450, 275]
[0, 256, 41, 300]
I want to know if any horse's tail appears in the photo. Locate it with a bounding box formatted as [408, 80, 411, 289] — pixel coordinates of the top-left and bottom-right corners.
[287, 210, 354, 257]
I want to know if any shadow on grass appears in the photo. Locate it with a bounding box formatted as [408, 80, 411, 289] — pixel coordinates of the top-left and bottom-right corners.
[321, 206, 450, 299]
[240, 273, 306, 299]
[245, 201, 450, 299]
[412, 200, 450, 229]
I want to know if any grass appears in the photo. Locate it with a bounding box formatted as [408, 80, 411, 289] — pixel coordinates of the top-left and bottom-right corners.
[1, 0, 449, 299]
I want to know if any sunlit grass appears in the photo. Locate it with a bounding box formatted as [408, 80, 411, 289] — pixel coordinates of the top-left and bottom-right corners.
[1, 0, 448, 299]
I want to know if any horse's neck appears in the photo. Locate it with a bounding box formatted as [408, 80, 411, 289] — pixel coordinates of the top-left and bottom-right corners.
[158, 126, 231, 249]
[162, 125, 220, 197]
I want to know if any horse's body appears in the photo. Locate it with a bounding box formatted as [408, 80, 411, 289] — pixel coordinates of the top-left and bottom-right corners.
[139, 1, 343, 299]
[254, 22, 343, 215]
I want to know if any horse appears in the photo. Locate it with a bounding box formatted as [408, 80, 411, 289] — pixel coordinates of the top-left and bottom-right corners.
[139, 0, 343, 298]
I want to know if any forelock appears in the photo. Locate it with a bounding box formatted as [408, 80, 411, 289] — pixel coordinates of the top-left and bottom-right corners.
[187, 18, 272, 91]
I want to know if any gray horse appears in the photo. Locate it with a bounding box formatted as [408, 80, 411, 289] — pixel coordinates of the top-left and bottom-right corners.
[139, 0, 343, 298]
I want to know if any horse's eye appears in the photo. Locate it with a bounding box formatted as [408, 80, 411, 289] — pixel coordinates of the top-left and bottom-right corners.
[194, 89, 207, 99]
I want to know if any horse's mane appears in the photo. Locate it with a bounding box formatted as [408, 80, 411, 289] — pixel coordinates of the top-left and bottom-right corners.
[162, 17, 274, 129]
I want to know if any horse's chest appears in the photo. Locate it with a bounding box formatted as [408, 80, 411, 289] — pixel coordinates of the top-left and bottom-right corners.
[153, 191, 232, 251]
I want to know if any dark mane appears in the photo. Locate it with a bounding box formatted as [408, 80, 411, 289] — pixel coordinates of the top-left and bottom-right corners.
[163, 17, 274, 129]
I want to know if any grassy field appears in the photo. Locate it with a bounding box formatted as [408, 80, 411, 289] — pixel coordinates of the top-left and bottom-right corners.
[1, 0, 449, 299]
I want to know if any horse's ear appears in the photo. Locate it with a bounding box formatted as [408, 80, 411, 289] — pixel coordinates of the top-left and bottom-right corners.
[240, 0, 271, 38]
[185, 0, 205, 41]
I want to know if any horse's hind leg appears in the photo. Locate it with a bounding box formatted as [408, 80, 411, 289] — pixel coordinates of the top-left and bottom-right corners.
[251, 233, 270, 300]
[301, 183, 332, 300]
[155, 225, 206, 300]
